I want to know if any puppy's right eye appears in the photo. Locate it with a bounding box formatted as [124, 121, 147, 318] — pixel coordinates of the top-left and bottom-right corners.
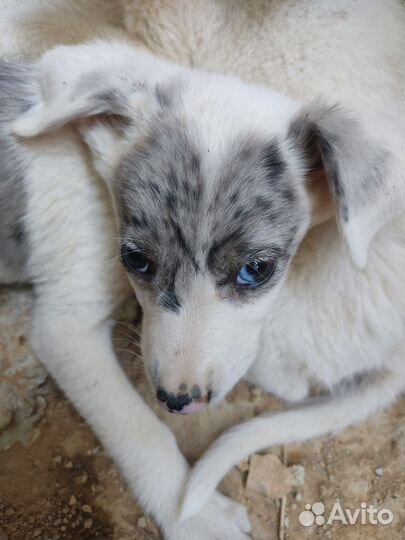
[121, 244, 154, 277]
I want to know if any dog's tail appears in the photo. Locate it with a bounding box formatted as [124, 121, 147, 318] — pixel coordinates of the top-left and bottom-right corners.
[180, 368, 404, 521]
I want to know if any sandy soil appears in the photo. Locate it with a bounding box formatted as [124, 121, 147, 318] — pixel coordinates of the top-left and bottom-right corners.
[0, 286, 404, 540]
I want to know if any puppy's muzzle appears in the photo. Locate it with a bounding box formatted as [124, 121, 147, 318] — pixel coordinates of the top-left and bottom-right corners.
[156, 385, 211, 414]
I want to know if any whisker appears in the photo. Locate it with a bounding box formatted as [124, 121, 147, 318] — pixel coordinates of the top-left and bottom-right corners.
[115, 347, 145, 362]
[115, 321, 143, 338]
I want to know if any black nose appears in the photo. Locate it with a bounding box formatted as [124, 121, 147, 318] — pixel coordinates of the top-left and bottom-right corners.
[156, 387, 192, 411]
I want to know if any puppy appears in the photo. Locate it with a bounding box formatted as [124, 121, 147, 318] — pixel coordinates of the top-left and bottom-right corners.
[1, 40, 404, 537]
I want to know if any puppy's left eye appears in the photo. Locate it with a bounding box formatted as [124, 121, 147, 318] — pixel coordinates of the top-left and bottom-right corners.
[121, 244, 154, 277]
[236, 259, 275, 288]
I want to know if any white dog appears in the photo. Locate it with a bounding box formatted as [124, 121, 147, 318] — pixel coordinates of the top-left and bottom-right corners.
[0, 3, 404, 539]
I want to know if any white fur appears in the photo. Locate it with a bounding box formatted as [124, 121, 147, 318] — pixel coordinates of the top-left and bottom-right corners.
[5, 74, 252, 540]
[0, 2, 404, 538]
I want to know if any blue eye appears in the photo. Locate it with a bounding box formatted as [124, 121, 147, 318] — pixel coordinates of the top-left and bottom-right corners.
[121, 244, 154, 276]
[236, 259, 275, 288]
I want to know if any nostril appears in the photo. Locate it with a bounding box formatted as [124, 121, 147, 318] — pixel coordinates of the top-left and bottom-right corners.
[190, 384, 202, 400]
[156, 387, 168, 403]
[167, 393, 192, 411]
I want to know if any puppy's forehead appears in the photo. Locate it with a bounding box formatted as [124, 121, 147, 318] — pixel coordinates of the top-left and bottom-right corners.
[116, 114, 303, 282]
[117, 116, 203, 257]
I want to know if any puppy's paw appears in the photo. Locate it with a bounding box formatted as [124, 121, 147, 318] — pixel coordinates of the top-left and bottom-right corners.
[165, 492, 251, 540]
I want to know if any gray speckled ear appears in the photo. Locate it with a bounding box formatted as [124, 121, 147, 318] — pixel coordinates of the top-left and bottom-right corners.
[12, 69, 133, 138]
[288, 100, 405, 268]
[11, 42, 179, 183]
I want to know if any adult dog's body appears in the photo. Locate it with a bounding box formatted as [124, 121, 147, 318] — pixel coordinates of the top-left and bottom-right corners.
[0, 2, 404, 539]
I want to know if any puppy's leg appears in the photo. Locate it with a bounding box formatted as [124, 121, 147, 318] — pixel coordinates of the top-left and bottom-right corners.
[23, 136, 250, 538]
[30, 299, 250, 540]
[181, 365, 404, 519]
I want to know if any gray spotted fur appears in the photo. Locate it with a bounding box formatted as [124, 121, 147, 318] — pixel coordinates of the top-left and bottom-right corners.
[117, 110, 307, 309]
[0, 61, 37, 282]
[287, 101, 391, 225]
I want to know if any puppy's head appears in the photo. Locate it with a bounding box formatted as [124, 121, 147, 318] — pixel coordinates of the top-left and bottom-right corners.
[14, 42, 405, 413]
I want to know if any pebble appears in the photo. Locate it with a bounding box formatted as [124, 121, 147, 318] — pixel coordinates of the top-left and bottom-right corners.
[4, 508, 15, 517]
[246, 454, 293, 498]
[375, 467, 384, 477]
[53, 455, 62, 464]
[33, 529, 42, 537]
[69, 495, 77, 506]
[250, 387, 263, 398]
[64, 460, 73, 470]
[83, 519, 93, 529]
[137, 517, 147, 528]
[0, 406, 13, 430]
[75, 472, 88, 485]
[237, 458, 250, 473]
[82, 504, 92, 513]
[290, 464, 305, 486]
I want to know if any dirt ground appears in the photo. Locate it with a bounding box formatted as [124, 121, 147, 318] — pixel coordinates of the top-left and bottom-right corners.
[0, 286, 404, 540]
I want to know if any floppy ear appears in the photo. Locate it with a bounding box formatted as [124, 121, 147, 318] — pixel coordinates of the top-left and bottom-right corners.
[12, 41, 177, 180]
[287, 101, 405, 268]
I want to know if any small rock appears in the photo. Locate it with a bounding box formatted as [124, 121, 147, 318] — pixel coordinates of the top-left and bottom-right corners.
[35, 395, 47, 414]
[137, 517, 147, 528]
[290, 464, 305, 486]
[60, 526, 66, 532]
[284, 516, 289, 528]
[69, 495, 77, 506]
[4, 508, 15, 517]
[33, 529, 42, 537]
[82, 504, 92, 513]
[246, 454, 293, 498]
[83, 519, 93, 529]
[295, 492, 302, 502]
[375, 467, 384, 477]
[220, 468, 245, 502]
[64, 460, 73, 470]
[53, 456, 62, 464]
[62, 507, 69, 515]
[250, 387, 263, 398]
[53, 519, 61, 527]
[0, 406, 13, 431]
[237, 458, 250, 473]
[74, 472, 88, 485]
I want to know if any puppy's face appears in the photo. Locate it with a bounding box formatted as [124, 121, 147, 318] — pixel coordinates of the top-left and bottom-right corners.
[115, 106, 310, 412]
[15, 42, 399, 413]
